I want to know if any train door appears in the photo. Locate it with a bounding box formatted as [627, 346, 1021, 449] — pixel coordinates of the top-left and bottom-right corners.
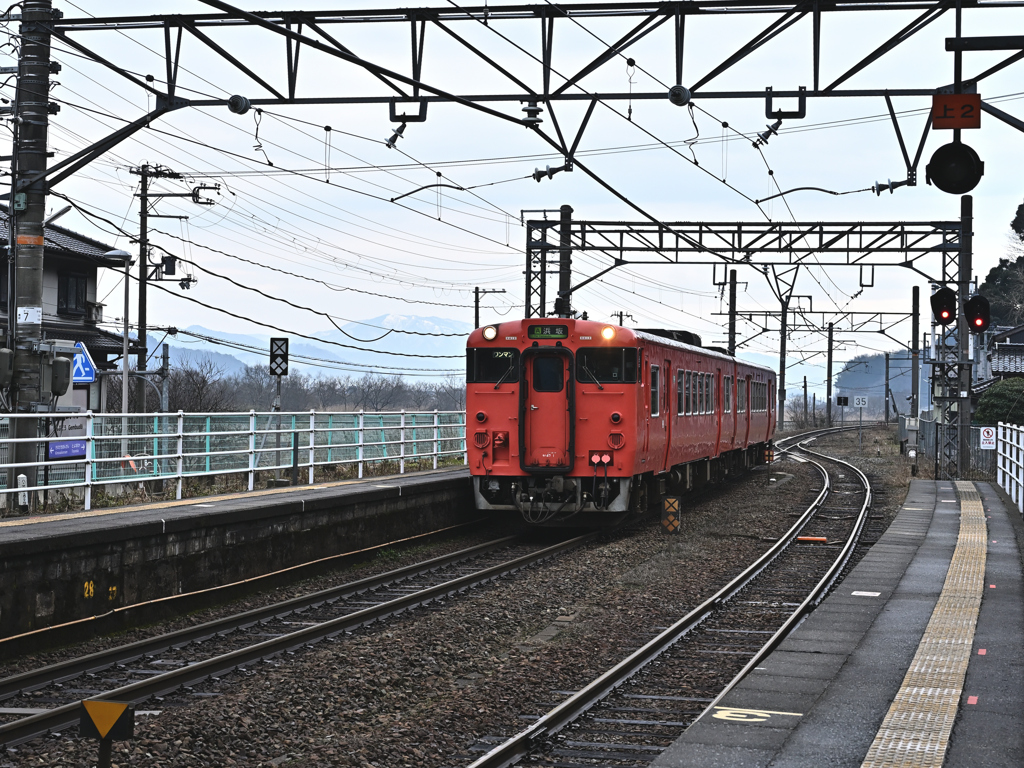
[647, 363, 666, 468]
[725, 368, 737, 447]
[743, 375, 752, 446]
[520, 348, 574, 471]
[714, 367, 723, 455]
[661, 358, 673, 471]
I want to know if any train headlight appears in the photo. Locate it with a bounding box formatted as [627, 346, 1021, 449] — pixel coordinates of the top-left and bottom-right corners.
[482, 325, 498, 341]
[601, 326, 615, 340]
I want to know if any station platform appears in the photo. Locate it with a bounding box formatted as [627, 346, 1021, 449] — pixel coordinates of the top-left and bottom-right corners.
[0, 467, 473, 644]
[654, 478, 1024, 768]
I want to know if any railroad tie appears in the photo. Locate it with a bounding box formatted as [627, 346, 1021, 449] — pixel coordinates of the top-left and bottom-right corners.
[859, 481, 986, 768]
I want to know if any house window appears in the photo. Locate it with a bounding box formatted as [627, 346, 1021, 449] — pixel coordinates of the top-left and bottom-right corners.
[58, 274, 88, 316]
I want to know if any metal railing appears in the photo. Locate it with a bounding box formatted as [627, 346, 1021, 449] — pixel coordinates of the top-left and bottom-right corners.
[997, 422, 1024, 516]
[0, 409, 467, 511]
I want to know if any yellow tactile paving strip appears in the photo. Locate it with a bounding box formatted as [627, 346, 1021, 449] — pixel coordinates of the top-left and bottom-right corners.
[860, 481, 987, 768]
[0, 467, 461, 530]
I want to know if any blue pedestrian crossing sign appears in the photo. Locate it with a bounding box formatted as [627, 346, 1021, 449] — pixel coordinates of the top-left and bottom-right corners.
[73, 342, 96, 383]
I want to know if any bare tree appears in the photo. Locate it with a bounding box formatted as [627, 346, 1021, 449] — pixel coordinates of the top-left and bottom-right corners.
[406, 381, 437, 410]
[168, 358, 233, 412]
[434, 374, 466, 411]
[357, 373, 406, 411]
[232, 365, 276, 410]
[785, 393, 810, 430]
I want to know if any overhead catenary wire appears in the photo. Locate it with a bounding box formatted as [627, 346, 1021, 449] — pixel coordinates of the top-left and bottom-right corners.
[51, 192, 486, 337]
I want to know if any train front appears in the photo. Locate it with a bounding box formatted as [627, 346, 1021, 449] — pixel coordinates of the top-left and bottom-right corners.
[466, 318, 638, 525]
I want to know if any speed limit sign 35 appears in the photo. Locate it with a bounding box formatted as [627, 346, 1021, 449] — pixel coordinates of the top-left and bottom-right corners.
[980, 427, 996, 450]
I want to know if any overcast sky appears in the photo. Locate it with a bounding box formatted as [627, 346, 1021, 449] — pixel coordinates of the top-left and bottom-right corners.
[6, 1, 1023, 395]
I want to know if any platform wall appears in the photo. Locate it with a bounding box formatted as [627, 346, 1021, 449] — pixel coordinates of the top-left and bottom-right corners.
[0, 474, 474, 640]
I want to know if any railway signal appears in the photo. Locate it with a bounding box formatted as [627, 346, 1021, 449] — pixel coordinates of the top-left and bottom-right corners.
[965, 294, 991, 333]
[930, 286, 958, 326]
[926, 141, 984, 195]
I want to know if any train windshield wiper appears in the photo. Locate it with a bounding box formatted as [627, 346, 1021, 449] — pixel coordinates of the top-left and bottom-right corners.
[581, 362, 604, 390]
[493, 362, 515, 390]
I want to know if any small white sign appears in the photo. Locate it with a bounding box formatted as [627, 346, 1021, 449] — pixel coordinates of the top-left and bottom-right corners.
[854, 396, 869, 408]
[980, 426, 996, 450]
[16, 306, 41, 324]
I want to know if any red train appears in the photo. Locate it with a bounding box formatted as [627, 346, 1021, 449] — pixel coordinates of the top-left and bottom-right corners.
[466, 318, 776, 526]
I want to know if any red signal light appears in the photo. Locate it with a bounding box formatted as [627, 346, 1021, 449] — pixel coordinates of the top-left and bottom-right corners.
[930, 286, 957, 326]
[965, 294, 990, 334]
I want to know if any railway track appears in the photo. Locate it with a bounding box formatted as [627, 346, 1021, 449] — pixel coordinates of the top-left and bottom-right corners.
[457, 427, 872, 767]
[0, 532, 596, 749]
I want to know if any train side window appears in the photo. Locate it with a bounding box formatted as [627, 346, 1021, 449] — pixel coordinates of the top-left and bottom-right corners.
[677, 370, 685, 415]
[533, 356, 564, 392]
[650, 365, 660, 416]
[684, 371, 691, 414]
[706, 373, 712, 413]
[737, 378, 747, 413]
[724, 376, 732, 413]
[711, 373, 716, 412]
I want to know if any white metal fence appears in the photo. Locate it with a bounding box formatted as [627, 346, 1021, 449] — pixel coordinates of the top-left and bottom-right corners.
[0, 409, 467, 511]
[997, 422, 1024, 516]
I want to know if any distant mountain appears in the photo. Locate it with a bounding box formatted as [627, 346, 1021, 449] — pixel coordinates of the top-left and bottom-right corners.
[164, 315, 471, 378]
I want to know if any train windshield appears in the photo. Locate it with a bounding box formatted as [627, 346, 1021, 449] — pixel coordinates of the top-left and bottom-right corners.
[576, 347, 638, 384]
[467, 348, 520, 383]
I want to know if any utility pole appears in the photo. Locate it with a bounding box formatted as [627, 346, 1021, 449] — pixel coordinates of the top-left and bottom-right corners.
[555, 204, 573, 317]
[129, 164, 185, 411]
[728, 269, 737, 357]
[812, 393, 817, 427]
[826, 322, 834, 427]
[777, 296, 789, 431]
[7, 1, 56, 499]
[803, 376, 808, 427]
[473, 287, 506, 328]
[911, 287, 920, 418]
[612, 311, 635, 326]
[885, 352, 890, 424]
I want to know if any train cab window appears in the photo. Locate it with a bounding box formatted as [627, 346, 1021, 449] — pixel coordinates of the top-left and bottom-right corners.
[724, 376, 732, 413]
[576, 347, 638, 384]
[533, 356, 565, 392]
[650, 365, 660, 416]
[737, 378, 747, 413]
[467, 348, 520, 383]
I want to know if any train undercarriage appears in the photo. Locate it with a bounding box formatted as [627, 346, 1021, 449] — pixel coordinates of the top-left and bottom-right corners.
[474, 442, 772, 526]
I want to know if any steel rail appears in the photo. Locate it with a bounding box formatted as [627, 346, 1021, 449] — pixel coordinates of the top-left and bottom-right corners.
[689, 434, 872, 725]
[466, 449, 834, 767]
[0, 532, 596, 749]
[0, 536, 519, 702]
